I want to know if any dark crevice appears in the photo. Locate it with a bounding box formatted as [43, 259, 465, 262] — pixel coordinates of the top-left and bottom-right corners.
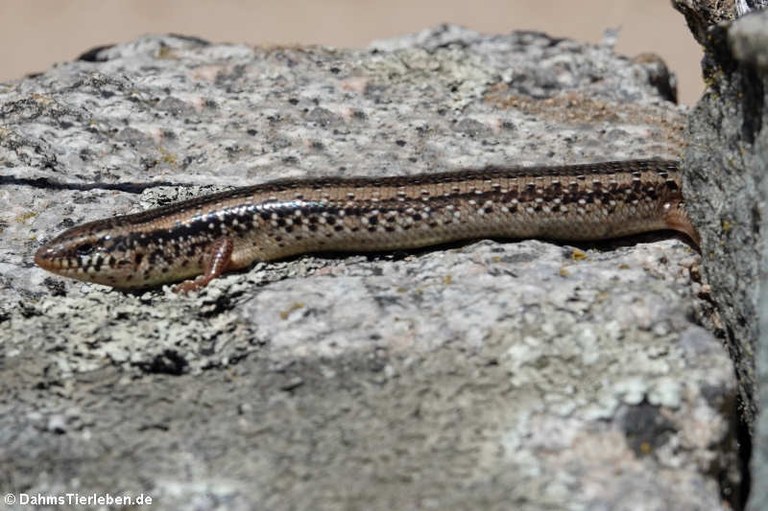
[735, 398, 752, 511]
[0, 175, 188, 194]
[76, 43, 116, 62]
[739, 63, 764, 145]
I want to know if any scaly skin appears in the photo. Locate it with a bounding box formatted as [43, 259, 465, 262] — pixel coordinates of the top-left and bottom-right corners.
[34, 160, 699, 291]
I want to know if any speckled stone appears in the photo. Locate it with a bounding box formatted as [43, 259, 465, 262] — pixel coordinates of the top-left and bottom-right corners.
[672, 3, 768, 510]
[0, 27, 737, 510]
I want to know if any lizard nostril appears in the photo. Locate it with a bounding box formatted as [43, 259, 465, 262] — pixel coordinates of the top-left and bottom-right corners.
[34, 246, 50, 267]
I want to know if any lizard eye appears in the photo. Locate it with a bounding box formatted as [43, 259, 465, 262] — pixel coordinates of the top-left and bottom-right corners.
[76, 242, 95, 256]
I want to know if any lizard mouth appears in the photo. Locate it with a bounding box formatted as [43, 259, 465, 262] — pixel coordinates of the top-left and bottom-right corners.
[34, 242, 81, 274]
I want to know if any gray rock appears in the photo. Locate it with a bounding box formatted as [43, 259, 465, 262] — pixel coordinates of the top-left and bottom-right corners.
[681, 8, 764, 429]
[0, 27, 737, 510]
[731, 10, 768, 511]
[672, 2, 768, 510]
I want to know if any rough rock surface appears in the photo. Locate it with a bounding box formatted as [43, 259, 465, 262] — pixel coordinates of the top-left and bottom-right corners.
[1, 28, 738, 510]
[672, 3, 768, 509]
[677, 0, 767, 426]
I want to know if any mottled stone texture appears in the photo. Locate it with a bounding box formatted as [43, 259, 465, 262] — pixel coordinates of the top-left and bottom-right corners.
[0, 27, 739, 510]
[732, 11, 768, 511]
[673, 2, 768, 510]
[682, 12, 764, 427]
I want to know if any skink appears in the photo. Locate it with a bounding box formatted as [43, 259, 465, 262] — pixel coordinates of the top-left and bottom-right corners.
[34, 159, 700, 292]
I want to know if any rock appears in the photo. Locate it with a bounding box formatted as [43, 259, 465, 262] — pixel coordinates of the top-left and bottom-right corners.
[0, 27, 737, 509]
[671, 1, 768, 510]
